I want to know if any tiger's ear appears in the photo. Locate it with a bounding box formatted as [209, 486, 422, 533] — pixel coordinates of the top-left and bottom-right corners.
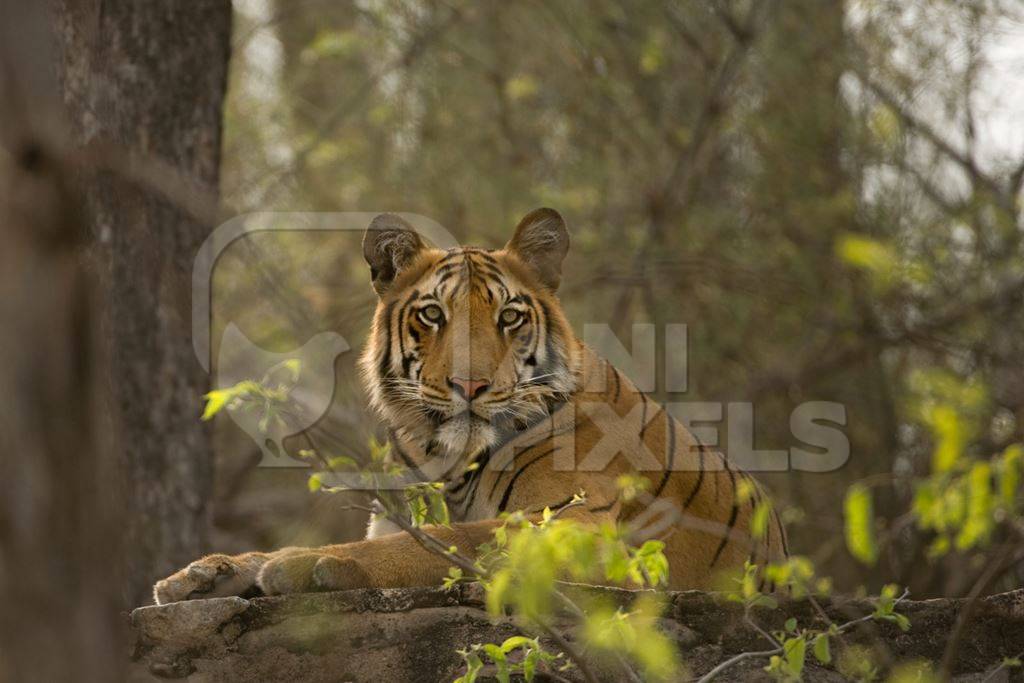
[363, 214, 426, 296]
[505, 207, 569, 290]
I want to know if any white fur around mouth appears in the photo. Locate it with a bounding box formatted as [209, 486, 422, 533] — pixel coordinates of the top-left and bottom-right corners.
[434, 413, 498, 457]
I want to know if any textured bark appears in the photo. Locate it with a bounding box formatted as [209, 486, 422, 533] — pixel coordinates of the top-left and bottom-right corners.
[0, 2, 122, 680]
[51, 0, 233, 607]
[130, 586, 1024, 682]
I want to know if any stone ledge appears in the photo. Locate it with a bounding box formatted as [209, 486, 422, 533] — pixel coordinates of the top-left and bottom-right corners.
[129, 586, 1024, 681]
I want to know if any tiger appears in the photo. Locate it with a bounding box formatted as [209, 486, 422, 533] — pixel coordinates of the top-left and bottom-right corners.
[153, 208, 787, 605]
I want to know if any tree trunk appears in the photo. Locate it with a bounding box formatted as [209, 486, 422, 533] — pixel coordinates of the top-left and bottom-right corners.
[0, 2, 123, 679]
[51, 0, 233, 607]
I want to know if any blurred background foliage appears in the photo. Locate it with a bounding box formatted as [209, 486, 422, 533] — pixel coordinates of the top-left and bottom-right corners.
[208, 0, 1024, 598]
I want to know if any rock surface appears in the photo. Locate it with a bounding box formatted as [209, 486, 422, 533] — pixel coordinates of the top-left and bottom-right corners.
[130, 585, 1024, 681]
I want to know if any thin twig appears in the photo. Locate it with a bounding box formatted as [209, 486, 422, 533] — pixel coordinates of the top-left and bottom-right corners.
[744, 608, 782, 649]
[531, 617, 602, 683]
[980, 649, 1024, 683]
[694, 648, 782, 683]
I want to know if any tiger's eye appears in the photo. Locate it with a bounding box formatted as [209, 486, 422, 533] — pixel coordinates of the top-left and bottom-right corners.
[500, 308, 522, 325]
[420, 304, 444, 323]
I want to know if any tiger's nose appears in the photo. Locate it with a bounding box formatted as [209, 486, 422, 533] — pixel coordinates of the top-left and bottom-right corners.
[447, 376, 491, 401]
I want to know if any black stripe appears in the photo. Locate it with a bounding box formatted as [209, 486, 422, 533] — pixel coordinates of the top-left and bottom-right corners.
[710, 469, 740, 567]
[458, 468, 488, 516]
[436, 251, 464, 266]
[448, 450, 489, 499]
[476, 262, 504, 278]
[528, 303, 542, 360]
[497, 448, 557, 512]
[435, 263, 460, 280]
[610, 364, 621, 402]
[653, 412, 676, 498]
[472, 250, 498, 264]
[639, 394, 649, 440]
[377, 302, 398, 388]
[494, 280, 510, 301]
[451, 449, 492, 511]
[389, 432, 426, 479]
[538, 299, 558, 368]
[396, 302, 407, 364]
[775, 509, 789, 557]
[487, 439, 551, 500]
[682, 448, 705, 509]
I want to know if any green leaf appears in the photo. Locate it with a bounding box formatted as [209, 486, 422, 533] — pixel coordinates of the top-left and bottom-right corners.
[409, 495, 428, 526]
[201, 389, 232, 420]
[844, 483, 878, 565]
[499, 636, 534, 654]
[481, 643, 505, 664]
[523, 649, 538, 681]
[280, 358, 302, 379]
[891, 613, 911, 632]
[639, 30, 665, 74]
[928, 405, 967, 473]
[784, 618, 797, 633]
[837, 234, 899, 287]
[1000, 445, 1022, 508]
[455, 651, 483, 683]
[307, 473, 322, 492]
[751, 501, 771, 540]
[486, 571, 511, 616]
[784, 636, 807, 676]
[326, 455, 356, 470]
[505, 74, 539, 101]
[430, 493, 450, 526]
[443, 566, 463, 589]
[813, 634, 831, 664]
[955, 461, 993, 550]
[868, 103, 901, 144]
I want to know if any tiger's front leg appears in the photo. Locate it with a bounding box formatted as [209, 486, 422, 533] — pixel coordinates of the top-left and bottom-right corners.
[256, 518, 507, 596]
[153, 550, 278, 605]
[152, 518, 506, 604]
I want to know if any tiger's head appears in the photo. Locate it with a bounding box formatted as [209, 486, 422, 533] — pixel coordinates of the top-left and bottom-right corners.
[358, 208, 581, 460]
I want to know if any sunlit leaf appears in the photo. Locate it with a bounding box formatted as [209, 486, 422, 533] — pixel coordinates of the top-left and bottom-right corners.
[813, 634, 831, 664]
[844, 484, 878, 565]
[201, 389, 232, 421]
[505, 74, 538, 101]
[751, 501, 771, 540]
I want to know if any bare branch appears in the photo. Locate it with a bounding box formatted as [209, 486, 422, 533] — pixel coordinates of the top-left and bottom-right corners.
[694, 648, 782, 683]
[855, 71, 1014, 215]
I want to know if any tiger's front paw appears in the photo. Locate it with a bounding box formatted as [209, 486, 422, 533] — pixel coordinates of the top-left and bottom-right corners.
[257, 553, 373, 595]
[153, 553, 269, 605]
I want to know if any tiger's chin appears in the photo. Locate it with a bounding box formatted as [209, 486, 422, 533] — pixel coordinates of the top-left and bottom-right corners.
[433, 413, 498, 459]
